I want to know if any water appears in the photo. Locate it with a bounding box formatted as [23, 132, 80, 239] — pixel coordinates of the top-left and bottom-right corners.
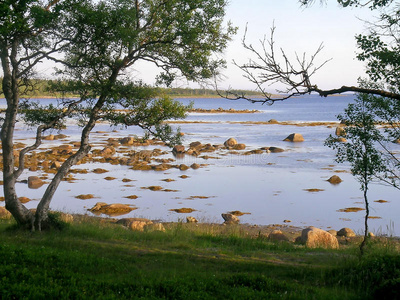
[1, 94, 399, 235]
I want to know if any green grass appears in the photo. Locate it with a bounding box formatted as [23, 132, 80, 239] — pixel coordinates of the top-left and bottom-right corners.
[0, 217, 399, 299]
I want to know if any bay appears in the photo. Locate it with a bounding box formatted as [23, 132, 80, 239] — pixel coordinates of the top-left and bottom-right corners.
[0, 94, 399, 236]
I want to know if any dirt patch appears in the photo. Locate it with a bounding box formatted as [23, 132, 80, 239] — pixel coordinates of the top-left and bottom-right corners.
[124, 195, 138, 199]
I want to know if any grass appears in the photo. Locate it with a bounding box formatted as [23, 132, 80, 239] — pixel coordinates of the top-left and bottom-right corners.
[0, 216, 399, 299]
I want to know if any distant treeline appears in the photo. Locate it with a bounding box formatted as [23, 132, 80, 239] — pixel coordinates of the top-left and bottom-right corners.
[0, 78, 263, 98]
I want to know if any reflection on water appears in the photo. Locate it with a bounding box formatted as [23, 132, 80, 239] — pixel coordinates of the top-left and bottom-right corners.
[1, 95, 399, 235]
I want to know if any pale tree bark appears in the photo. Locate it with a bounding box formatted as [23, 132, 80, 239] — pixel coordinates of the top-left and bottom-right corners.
[1, 42, 35, 228]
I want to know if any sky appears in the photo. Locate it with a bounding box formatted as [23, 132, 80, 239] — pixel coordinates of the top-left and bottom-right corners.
[33, 1, 379, 92]
[215, 0, 378, 91]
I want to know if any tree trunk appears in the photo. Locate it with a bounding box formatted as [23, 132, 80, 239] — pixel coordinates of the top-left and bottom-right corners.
[34, 144, 91, 230]
[33, 91, 110, 230]
[1, 46, 34, 228]
[360, 184, 370, 256]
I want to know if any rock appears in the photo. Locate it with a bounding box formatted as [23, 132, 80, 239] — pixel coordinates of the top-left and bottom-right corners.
[18, 197, 30, 203]
[190, 163, 200, 169]
[92, 168, 109, 174]
[59, 213, 74, 223]
[335, 127, 346, 137]
[337, 227, 356, 237]
[189, 141, 203, 150]
[100, 146, 116, 157]
[88, 202, 136, 216]
[0, 206, 12, 219]
[268, 147, 284, 153]
[116, 218, 153, 231]
[298, 226, 339, 249]
[119, 137, 135, 145]
[268, 230, 289, 242]
[327, 230, 337, 236]
[224, 138, 238, 148]
[58, 144, 73, 154]
[186, 149, 198, 156]
[172, 145, 185, 154]
[44, 134, 55, 140]
[54, 134, 68, 140]
[233, 143, 246, 150]
[283, 133, 304, 142]
[186, 216, 198, 223]
[137, 150, 153, 161]
[202, 144, 216, 152]
[335, 137, 347, 143]
[169, 208, 196, 213]
[327, 175, 342, 184]
[179, 164, 189, 171]
[51, 161, 61, 169]
[144, 223, 166, 232]
[221, 213, 239, 224]
[28, 176, 45, 189]
[268, 119, 278, 124]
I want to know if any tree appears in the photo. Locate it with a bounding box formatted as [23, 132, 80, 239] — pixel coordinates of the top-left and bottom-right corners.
[0, 0, 235, 230]
[1, 0, 66, 229]
[325, 92, 399, 253]
[225, 0, 399, 251]
[222, 0, 399, 103]
[222, 0, 399, 185]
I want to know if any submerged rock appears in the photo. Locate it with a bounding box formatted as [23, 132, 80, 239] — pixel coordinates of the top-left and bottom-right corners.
[169, 208, 196, 213]
[18, 197, 30, 203]
[88, 202, 136, 216]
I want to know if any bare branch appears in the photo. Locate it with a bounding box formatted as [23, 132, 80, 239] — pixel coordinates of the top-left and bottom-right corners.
[222, 24, 400, 104]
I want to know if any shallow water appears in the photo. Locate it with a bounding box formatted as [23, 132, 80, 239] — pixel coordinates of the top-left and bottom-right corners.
[1, 95, 399, 235]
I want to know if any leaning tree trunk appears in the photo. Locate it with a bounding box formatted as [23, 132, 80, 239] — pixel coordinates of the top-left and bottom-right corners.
[34, 93, 108, 230]
[0, 50, 34, 228]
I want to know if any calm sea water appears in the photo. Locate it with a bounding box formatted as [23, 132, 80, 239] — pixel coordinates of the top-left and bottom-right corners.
[1, 94, 399, 235]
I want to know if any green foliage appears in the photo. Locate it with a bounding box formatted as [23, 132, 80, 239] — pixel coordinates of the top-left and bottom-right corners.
[2, 218, 397, 299]
[326, 92, 399, 189]
[299, 0, 393, 9]
[326, 94, 383, 188]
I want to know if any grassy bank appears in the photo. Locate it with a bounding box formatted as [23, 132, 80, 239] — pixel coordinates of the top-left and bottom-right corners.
[0, 216, 399, 299]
